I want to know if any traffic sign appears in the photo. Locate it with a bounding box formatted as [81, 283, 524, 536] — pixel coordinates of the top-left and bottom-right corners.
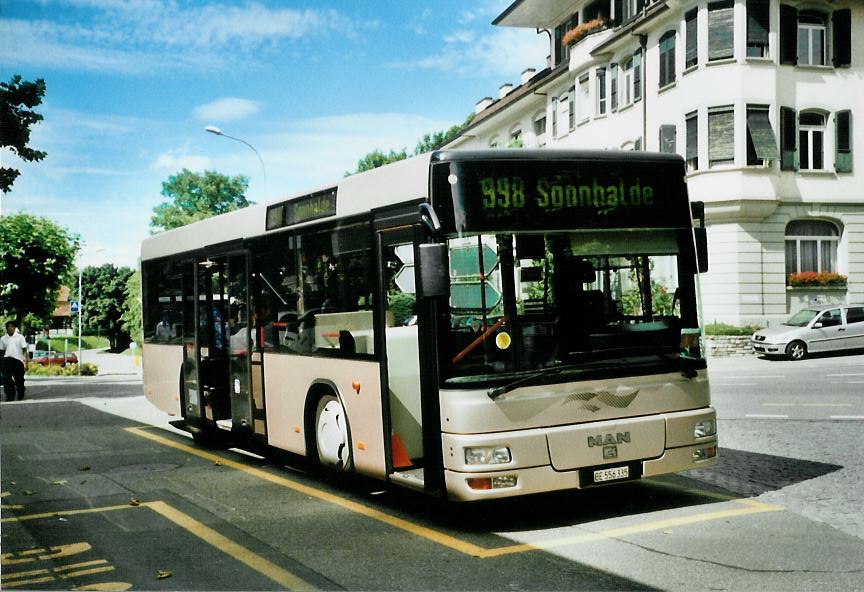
[449, 244, 498, 277]
[70, 300, 80, 313]
[450, 282, 501, 311]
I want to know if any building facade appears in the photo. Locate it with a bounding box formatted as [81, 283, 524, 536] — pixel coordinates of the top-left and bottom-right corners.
[447, 0, 862, 326]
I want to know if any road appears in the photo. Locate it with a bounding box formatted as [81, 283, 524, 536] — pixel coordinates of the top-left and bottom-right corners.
[2, 354, 864, 591]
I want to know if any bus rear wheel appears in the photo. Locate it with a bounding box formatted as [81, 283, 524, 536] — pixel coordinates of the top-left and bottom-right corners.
[785, 340, 807, 361]
[314, 394, 353, 471]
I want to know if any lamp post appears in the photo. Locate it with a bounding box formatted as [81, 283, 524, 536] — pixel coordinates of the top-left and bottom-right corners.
[78, 247, 105, 375]
[204, 126, 266, 185]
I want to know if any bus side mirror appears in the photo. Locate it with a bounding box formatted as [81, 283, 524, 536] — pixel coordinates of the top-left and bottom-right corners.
[418, 244, 449, 297]
[694, 227, 708, 273]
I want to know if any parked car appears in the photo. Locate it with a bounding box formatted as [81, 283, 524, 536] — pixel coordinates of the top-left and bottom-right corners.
[751, 304, 864, 360]
[30, 350, 79, 366]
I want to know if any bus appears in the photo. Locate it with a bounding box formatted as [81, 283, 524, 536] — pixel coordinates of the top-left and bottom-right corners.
[140, 149, 717, 501]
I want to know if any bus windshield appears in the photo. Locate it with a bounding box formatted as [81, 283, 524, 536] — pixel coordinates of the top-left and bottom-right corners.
[441, 230, 700, 387]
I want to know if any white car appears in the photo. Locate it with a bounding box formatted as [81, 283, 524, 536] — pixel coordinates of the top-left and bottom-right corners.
[751, 304, 864, 360]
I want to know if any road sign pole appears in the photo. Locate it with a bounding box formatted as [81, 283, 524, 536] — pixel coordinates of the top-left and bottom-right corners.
[78, 270, 82, 375]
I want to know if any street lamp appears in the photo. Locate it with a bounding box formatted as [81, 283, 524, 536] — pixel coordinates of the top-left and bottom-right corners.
[204, 125, 266, 185]
[78, 247, 105, 375]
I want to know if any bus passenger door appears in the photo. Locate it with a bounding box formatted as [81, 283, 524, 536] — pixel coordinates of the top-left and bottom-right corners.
[226, 253, 255, 435]
[181, 260, 203, 424]
[378, 227, 426, 489]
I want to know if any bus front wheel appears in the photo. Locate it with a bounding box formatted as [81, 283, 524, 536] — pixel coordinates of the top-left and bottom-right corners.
[314, 394, 353, 472]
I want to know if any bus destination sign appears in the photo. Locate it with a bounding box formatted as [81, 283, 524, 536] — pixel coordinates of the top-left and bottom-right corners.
[266, 188, 337, 231]
[432, 159, 689, 232]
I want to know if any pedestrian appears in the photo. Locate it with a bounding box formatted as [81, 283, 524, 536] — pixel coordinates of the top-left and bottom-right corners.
[1, 320, 28, 401]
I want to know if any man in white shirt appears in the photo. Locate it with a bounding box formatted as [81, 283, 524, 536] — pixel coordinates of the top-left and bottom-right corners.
[1, 321, 28, 401]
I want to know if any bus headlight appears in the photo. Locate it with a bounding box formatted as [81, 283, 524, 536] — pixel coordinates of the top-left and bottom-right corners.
[694, 419, 716, 438]
[464, 446, 512, 465]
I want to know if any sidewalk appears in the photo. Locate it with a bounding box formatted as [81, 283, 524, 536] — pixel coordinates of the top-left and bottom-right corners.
[78, 347, 143, 377]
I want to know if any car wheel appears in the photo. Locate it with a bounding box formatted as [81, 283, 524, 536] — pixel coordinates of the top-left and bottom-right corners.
[785, 340, 807, 361]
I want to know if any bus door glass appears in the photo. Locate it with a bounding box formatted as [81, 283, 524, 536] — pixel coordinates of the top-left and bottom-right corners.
[181, 260, 201, 421]
[378, 227, 425, 479]
[226, 253, 254, 434]
[196, 257, 231, 424]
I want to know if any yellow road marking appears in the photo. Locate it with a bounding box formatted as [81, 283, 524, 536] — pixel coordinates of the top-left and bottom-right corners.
[1, 491, 11, 497]
[2, 568, 50, 580]
[145, 500, 317, 590]
[60, 566, 115, 579]
[1, 575, 55, 587]
[125, 426, 784, 558]
[55, 560, 110, 571]
[2, 500, 316, 591]
[1, 504, 25, 510]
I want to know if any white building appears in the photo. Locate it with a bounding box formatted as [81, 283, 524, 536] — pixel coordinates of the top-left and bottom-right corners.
[447, 0, 862, 326]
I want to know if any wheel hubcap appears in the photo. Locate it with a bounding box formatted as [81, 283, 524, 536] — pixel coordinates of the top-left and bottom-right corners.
[316, 397, 348, 468]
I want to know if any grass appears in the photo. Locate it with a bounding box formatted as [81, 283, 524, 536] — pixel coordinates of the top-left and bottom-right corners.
[704, 322, 763, 336]
[36, 336, 109, 352]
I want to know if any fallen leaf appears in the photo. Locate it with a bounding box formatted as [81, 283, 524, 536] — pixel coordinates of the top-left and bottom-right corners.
[129, 499, 141, 507]
[52, 480, 68, 486]
[23, 490, 35, 496]
[79, 466, 91, 471]
[156, 570, 172, 579]
[213, 461, 222, 467]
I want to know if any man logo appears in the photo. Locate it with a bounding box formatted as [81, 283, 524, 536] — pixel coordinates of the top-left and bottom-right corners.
[587, 432, 631, 448]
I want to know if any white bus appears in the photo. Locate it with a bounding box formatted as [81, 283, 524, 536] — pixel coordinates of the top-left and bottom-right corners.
[141, 149, 717, 501]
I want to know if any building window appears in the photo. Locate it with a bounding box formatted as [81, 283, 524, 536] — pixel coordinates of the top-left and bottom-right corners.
[533, 111, 547, 146]
[799, 111, 826, 170]
[746, 105, 779, 165]
[659, 31, 676, 87]
[509, 128, 523, 147]
[685, 8, 698, 68]
[708, 106, 734, 167]
[489, 137, 500, 149]
[554, 13, 579, 66]
[621, 57, 634, 107]
[798, 10, 827, 66]
[610, 63, 618, 111]
[686, 111, 698, 171]
[551, 97, 558, 138]
[708, 1, 734, 61]
[780, 6, 851, 67]
[785, 220, 839, 274]
[568, 86, 576, 131]
[659, 125, 676, 154]
[746, 0, 769, 58]
[596, 67, 607, 115]
[633, 50, 642, 102]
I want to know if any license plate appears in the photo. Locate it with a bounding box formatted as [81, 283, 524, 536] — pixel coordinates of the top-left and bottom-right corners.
[593, 466, 629, 483]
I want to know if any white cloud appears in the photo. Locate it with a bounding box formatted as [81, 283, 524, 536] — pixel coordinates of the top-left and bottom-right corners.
[194, 98, 261, 123]
[151, 150, 211, 172]
[393, 28, 548, 78]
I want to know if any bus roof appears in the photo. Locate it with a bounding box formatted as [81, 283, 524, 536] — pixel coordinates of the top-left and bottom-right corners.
[141, 149, 685, 262]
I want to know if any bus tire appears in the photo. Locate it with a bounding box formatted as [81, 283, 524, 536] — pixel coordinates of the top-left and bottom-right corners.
[785, 340, 807, 361]
[313, 393, 353, 472]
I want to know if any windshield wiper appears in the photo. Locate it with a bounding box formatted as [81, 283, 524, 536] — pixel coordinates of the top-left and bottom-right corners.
[487, 367, 563, 400]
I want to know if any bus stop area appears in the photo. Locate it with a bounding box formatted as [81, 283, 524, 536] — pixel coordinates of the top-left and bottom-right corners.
[3, 391, 864, 591]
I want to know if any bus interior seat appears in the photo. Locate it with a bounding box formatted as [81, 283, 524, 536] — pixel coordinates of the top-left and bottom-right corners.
[338, 330, 356, 354]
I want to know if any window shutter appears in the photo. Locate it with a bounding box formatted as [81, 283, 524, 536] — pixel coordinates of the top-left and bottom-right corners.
[746, 108, 780, 161]
[660, 125, 677, 154]
[780, 106, 798, 170]
[610, 63, 618, 111]
[708, 1, 734, 61]
[686, 112, 698, 164]
[636, 0, 645, 12]
[685, 9, 698, 67]
[779, 5, 798, 65]
[708, 107, 735, 163]
[633, 50, 642, 101]
[835, 110, 852, 173]
[614, 0, 624, 26]
[746, 0, 769, 47]
[832, 9, 852, 68]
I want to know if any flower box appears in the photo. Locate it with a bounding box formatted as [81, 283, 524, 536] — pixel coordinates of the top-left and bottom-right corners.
[786, 272, 847, 288]
[562, 18, 610, 47]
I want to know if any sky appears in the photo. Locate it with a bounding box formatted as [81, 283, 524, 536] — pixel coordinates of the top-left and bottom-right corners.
[1, 0, 548, 268]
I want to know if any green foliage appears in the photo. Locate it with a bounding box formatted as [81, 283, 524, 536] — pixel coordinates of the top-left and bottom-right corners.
[0, 213, 79, 324]
[351, 149, 409, 175]
[621, 281, 675, 317]
[121, 270, 142, 346]
[0, 75, 47, 193]
[347, 113, 476, 175]
[80, 264, 134, 351]
[36, 336, 109, 351]
[388, 292, 416, 324]
[27, 362, 98, 376]
[150, 169, 251, 232]
[704, 323, 763, 336]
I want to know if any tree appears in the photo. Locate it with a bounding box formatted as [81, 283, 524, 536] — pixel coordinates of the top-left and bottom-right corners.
[81, 264, 134, 351]
[150, 169, 251, 232]
[1, 75, 47, 193]
[0, 213, 79, 327]
[121, 270, 142, 347]
[347, 113, 475, 175]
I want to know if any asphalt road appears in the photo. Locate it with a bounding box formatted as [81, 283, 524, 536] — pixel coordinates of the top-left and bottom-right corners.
[2, 355, 864, 591]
